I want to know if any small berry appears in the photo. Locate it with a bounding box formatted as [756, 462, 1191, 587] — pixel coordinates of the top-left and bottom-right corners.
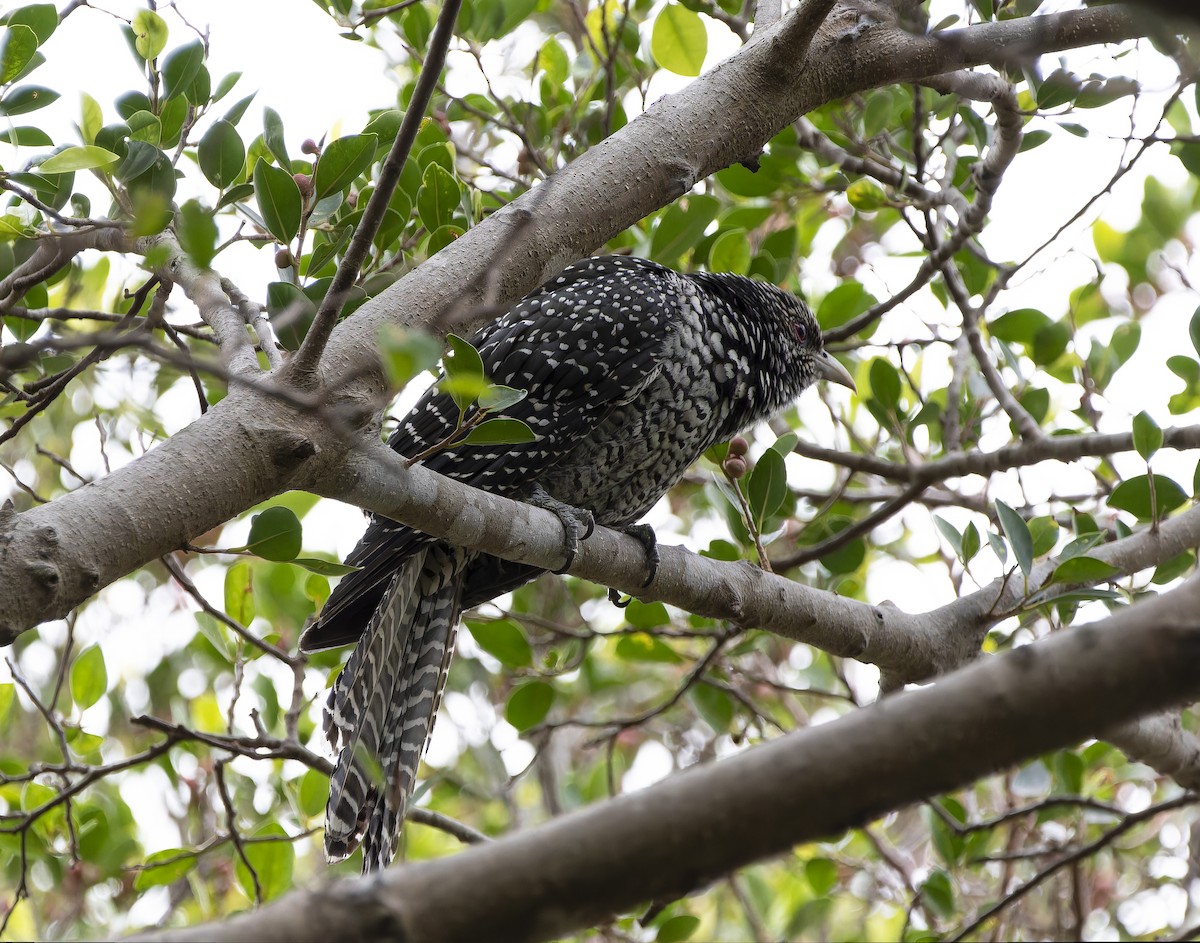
[301, 138, 320, 155]
[293, 173, 314, 198]
[723, 456, 747, 480]
[728, 435, 749, 458]
[275, 248, 293, 269]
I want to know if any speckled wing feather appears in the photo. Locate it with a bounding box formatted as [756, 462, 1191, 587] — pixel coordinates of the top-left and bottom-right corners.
[300, 256, 682, 652]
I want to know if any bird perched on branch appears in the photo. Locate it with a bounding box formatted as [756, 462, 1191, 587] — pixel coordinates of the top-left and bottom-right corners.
[298, 254, 856, 872]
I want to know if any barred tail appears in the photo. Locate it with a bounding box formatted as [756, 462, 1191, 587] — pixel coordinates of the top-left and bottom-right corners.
[322, 543, 468, 872]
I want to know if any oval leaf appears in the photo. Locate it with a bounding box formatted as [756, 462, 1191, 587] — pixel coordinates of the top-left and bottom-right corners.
[505, 681, 554, 731]
[1109, 474, 1188, 522]
[246, 506, 302, 562]
[224, 560, 255, 625]
[38, 145, 119, 173]
[70, 644, 107, 710]
[416, 162, 459, 233]
[162, 39, 204, 100]
[1132, 410, 1162, 462]
[1050, 555, 1120, 585]
[131, 9, 168, 59]
[466, 618, 532, 669]
[995, 499, 1033, 578]
[198, 119, 245, 188]
[651, 4, 706, 77]
[0, 25, 37, 84]
[314, 133, 377, 201]
[747, 445, 788, 524]
[253, 160, 302, 243]
[461, 417, 536, 446]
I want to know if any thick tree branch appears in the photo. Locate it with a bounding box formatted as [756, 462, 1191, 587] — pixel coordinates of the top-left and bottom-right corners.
[0, 3, 1154, 641]
[131, 575, 1200, 943]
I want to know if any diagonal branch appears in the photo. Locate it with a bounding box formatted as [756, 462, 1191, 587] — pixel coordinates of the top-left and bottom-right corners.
[129, 575, 1200, 943]
[288, 0, 464, 380]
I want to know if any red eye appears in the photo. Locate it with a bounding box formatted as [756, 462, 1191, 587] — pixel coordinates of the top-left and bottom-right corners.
[792, 321, 808, 344]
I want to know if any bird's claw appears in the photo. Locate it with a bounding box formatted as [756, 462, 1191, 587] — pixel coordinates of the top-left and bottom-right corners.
[606, 524, 659, 609]
[622, 523, 659, 589]
[529, 484, 595, 575]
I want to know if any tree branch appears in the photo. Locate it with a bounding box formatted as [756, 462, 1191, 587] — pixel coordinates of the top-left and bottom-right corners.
[129, 575, 1200, 943]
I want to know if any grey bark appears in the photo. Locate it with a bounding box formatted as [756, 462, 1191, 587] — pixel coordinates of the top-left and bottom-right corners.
[131, 574, 1200, 943]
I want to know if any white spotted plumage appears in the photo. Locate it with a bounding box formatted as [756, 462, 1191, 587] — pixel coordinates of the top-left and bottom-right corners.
[300, 255, 839, 872]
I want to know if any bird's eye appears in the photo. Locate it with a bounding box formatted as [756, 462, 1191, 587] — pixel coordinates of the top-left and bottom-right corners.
[792, 321, 808, 345]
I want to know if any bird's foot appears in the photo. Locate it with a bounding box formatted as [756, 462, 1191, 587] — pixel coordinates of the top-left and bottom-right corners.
[529, 484, 595, 575]
[623, 523, 659, 588]
[606, 523, 659, 609]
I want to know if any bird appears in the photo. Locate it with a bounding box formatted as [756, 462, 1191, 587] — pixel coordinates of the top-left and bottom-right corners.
[298, 254, 856, 873]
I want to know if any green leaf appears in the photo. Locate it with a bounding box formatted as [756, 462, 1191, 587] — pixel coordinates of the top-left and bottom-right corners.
[70, 644, 107, 710]
[920, 870, 956, 919]
[657, 915, 700, 943]
[0, 682, 13, 722]
[466, 618, 533, 668]
[651, 4, 706, 76]
[0, 25, 37, 84]
[131, 9, 168, 59]
[708, 228, 750, 274]
[962, 522, 981, 564]
[5, 5, 58, 46]
[177, 199, 218, 269]
[461, 417, 537, 446]
[689, 683, 733, 732]
[246, 506, 302, 562]
[443, 332, 486, 412]
[314, 133, 377, 200]
[253, 160, 302, 243]
[995, 500, 1033, 578]
[416, 162, 460, 232]
[624, 600, 670, 629]
[650, 194, 719, 265]
[805, 858, 839, 896]
[224, 560, 255, 625]
[1050, 555, 1120, 585]
[0, 84, 57, 116]
[747, 446, 788, 524]
[615, 632, 683, 664]
[234, 823, 294, 902]
[1108, 475, 1188, 522]
[0, 124, 50, 145]
[297, 769, 329, 818]
[363, 109, 403, 150]
[162, 39, 204, 101]
[477, 384, 527, 412]
[846, 178, 888, 210]
[1191, 305, 1200, 359]
[291, 557, 359, 576]
[198, 119, 245, 189]
[134, 848, 197, 891]
[1036, 68, 1080, 109]
[816, 282, 875, 331]
[934, 517, 963, 557]
[379, 325, 443, 391]
[37, 145, 118, 173]
[1132, 410, 1162, 462]
[505, 681, 554, 731]
[868, 357, 901, 410]
[990, 308, 1050, 345]
[262, 106, 290, 169]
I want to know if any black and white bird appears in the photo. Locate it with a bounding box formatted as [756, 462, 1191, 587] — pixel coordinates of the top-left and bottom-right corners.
[298, 255, 856, 872]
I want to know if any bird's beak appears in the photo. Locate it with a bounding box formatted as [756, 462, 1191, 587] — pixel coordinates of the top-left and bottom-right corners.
[815, 351, 857, 393]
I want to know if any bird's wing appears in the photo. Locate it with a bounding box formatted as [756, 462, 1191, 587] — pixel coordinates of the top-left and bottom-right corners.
[300, 256, 682, 652]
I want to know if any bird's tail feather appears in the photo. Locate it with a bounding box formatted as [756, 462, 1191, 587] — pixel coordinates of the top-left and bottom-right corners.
[322, 544, 468, 872]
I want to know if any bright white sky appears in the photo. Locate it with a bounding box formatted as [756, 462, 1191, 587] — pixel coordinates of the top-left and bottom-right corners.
[2, 5, 1198, 927]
